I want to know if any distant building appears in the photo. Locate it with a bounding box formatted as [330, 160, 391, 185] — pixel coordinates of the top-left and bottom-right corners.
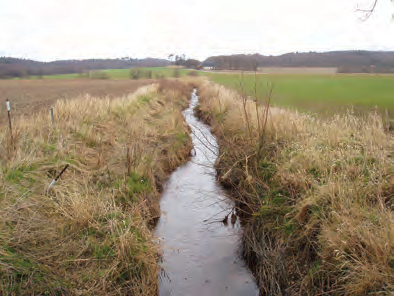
[201, 61, 216, 70]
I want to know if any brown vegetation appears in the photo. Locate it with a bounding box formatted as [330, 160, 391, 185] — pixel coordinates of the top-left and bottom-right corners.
[195, 80, 393, 295]
[0, 79, 194, 295]
[0, 79, 152, 124]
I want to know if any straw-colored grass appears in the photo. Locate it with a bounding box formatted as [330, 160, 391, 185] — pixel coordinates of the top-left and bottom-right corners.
[0, 79, 153, 124]
[0, 80, 194, 295]
[195, 80, 393, 295]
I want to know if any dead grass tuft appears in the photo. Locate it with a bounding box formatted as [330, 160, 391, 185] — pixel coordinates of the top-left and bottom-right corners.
[0, 80, 194, 295]
[196, 79, 394, 295]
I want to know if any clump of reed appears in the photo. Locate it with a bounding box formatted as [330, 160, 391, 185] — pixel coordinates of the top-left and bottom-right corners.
[195, 79, 393, 295]
[0, 80, 194, 295]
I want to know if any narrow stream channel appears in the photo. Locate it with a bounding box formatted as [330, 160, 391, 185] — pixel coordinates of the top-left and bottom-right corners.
[155, 90, 258, 296]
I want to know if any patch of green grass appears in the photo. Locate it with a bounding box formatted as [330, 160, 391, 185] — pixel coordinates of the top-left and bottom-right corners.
[16, 163, 38, 172]
[283, 221, 296, 235]
[0, 248, 68, 292]
[134, 228, 145, 244]
[271, 195, 286, 206]
[41, 142, 56, 153]
[258, 159, 277, 181]
[94, 244, 114, 260]
[106, 211, 122, 220]
[139, 94, 152, 104]
[256, 204, 290, 219]
[175, 132, 188, 144]
[204, 72, 394, 116]
[65, 157, 78, 166]
[114, 172, 152, 203]
[6, 170, 24, 183]
[126, 173, 151, 195]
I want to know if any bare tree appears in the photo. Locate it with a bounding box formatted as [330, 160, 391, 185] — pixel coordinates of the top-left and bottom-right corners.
[357, 0, 379, 20]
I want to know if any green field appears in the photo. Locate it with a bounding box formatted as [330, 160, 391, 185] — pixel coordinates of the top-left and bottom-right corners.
[29, 67, 394, 118]
[203, 72, 394, 117]
[35, 67, 192, 79]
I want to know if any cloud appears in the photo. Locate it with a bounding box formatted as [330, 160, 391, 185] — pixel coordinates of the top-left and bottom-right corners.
[0, 0, 392, 61]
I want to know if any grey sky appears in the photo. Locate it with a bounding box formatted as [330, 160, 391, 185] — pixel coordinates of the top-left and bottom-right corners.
[0, 0, 393, 61]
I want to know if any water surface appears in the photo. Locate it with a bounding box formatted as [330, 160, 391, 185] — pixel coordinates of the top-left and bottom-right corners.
[155, 90, 258, 296]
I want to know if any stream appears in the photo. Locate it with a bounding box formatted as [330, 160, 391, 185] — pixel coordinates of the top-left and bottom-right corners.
[155, 89, 258, 296]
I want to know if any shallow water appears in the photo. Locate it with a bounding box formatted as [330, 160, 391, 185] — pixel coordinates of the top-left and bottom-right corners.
[155, 90, 258, 296]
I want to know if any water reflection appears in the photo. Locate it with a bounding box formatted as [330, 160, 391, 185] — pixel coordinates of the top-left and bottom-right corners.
[155, 89, 258, 296]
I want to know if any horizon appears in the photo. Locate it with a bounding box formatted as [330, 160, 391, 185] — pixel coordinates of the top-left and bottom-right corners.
[1, 0, 393, 62]
[3, 49, 394, 63]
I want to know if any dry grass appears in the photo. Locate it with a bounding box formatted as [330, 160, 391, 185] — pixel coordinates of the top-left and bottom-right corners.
[0, 79, 153, 123]
[0, 79, 194, 295]
[195, 79, 394, 295]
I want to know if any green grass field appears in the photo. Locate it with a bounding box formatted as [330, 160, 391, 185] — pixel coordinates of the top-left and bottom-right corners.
[203, 72, 394, 117]
[35, 67, 191, 79]
[28, 67, 393, 119]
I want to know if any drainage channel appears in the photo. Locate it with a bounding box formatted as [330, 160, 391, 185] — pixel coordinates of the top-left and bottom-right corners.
[155, 89, 258, 296]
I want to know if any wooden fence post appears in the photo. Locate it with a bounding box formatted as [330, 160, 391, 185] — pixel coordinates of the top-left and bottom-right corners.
[50, 107, 55, 127]
[6, 99, 13, 147]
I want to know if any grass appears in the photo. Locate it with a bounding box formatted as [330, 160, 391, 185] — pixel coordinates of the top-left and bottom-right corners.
[195, 79, 393, 295]
[0, 79, 195, 295]
[2, 67, 393, 294]
[29, 67, 192, 80]
[24, 67, 394, 121]
[0, 79, 152, 124]
[203, 72, 394, 117]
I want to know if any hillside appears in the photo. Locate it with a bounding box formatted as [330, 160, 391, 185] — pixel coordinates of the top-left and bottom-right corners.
[203, 51, 394, 73]
[3, 50, 394, 78]
[0, 57, 170, 78]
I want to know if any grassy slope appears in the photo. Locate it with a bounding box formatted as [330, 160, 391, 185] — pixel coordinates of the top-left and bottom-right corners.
[0, 80, 194, 295]
[195, 81, 394, 295]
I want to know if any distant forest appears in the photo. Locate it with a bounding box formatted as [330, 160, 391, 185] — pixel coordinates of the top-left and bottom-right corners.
[2, 50, 394, 78]
[0, 57, 170, 78]
[203, 51, 394, 73]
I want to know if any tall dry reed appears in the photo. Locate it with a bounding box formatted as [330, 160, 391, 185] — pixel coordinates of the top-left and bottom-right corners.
[195, 79, 393, 295]
[0, 80, 194, 295]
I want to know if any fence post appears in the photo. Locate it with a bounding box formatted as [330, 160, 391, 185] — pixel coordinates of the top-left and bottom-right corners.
[126, 147, 131, 175]
[50, 107, 55, 127]
[6, 99, 13, 147]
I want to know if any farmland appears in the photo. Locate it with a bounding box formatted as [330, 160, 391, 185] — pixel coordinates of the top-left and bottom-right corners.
[202, 72, 394, 117]
[31, 67, 192, 80]
[28, 67, 394, 119]
[0, 79, 152, 123]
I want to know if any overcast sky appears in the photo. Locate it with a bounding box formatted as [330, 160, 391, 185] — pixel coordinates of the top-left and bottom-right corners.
[0, 0, 393, 61]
